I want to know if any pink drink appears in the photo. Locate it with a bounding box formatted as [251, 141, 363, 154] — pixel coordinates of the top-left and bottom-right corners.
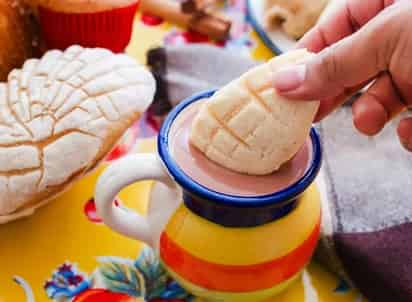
[169, 101, 312, 196]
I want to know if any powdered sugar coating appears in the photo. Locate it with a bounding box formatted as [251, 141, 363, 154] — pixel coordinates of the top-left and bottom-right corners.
[0, 45, 155, 217]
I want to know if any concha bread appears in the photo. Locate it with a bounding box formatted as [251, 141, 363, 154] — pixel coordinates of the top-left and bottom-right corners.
[0, 45, 155, 222]
[190, 49, 319, 175]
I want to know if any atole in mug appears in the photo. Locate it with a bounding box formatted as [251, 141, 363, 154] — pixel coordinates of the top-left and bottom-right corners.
[95, 90, 323, 302]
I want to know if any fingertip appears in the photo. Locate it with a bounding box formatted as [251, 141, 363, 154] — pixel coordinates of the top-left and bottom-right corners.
[295, 27, 327, 53]
[397, 117, 412, 151]
[352, 97, 388, 136]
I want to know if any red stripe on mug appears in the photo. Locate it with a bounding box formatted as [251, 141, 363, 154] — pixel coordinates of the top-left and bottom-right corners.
[160, 220, 320, 292]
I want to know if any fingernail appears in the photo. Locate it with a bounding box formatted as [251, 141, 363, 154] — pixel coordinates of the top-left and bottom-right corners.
[273, 65, 306, 92]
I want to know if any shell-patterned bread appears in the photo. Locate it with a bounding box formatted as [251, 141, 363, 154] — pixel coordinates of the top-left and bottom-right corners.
[0, 45, 155, 222]
[190, 49, 319, 175]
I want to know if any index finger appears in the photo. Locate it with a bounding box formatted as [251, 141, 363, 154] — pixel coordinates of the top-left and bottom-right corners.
[297, 0, 396, 52]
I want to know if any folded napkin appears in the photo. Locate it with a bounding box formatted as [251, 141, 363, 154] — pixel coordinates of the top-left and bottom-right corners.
[146, 44, 412, 302]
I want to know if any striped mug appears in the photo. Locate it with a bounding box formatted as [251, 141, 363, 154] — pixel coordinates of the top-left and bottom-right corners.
[95, 90, 322, 302]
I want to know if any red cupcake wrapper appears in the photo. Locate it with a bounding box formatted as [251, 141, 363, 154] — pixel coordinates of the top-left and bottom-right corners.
[38, 1, 139, 53]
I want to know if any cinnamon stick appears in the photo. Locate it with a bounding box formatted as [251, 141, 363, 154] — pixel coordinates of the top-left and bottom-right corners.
[181, 0, 218, 13]
[140, 0, 231, 41]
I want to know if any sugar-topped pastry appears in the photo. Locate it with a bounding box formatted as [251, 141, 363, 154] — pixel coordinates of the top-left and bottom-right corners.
[190, 49, 319, 175]
[0, 45, 155, 222]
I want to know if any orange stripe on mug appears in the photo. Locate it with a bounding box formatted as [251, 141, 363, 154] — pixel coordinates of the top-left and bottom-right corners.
[164, 185, 321, 266]
[160, 220, 320, 292]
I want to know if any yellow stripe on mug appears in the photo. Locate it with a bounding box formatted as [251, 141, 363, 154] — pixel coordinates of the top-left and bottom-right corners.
[164, 184, 321, 265]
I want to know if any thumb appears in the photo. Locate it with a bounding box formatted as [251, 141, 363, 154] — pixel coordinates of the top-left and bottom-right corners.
[273, 17, 393, 100]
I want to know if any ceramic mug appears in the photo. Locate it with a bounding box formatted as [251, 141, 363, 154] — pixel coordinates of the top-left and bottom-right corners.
[95, 90, 322, 302]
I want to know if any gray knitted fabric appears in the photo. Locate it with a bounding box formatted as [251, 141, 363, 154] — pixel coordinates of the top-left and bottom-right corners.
[165, 45, 259, 106]
[320, 109, 412, 234]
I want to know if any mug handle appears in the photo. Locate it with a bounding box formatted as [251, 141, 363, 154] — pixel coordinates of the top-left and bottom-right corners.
[95, 153, 175, 246]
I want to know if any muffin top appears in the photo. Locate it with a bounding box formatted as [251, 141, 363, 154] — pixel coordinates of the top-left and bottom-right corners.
[31, 0, 138, 13]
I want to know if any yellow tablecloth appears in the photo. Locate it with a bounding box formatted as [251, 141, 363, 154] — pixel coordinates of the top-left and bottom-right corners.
[0, 5, 365, 302]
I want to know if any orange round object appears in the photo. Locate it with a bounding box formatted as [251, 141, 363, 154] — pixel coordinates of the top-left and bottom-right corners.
[73, 289, 136, 302]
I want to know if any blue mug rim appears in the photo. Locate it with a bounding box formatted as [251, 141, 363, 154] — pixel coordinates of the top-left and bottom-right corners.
[158, 89, 322, 209]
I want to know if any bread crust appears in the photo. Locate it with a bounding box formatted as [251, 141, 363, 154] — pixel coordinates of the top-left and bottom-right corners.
[0, 46, 155, 221]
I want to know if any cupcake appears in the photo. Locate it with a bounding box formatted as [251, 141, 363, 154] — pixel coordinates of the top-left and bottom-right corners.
[32, 0, 139, 53]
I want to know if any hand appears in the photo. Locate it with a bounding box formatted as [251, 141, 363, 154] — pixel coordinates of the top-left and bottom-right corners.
[273, 0, 412, 151]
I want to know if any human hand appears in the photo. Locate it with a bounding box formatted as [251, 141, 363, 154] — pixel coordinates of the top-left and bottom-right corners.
[273, 0, 412, 150]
